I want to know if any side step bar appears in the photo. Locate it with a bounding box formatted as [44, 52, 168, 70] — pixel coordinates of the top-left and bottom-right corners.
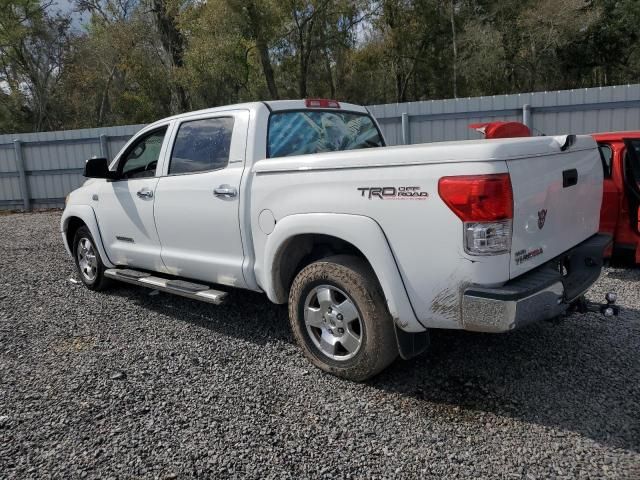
[104, 269, 227, 305]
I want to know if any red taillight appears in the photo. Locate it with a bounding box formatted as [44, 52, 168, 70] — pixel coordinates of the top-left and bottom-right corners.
[438, 174, 513, 222]
[305, 98, 340, 108]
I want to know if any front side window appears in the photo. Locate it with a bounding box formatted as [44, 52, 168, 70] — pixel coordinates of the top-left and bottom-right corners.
[267, 110, 384, 158]
[598, 144, 613, 178]
[119, 128, 167, 179]
[625, 140, 640, 185]
[169, 117, 235, 175]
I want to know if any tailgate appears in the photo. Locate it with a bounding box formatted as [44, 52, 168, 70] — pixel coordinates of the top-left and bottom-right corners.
[507, 135, 603, 278]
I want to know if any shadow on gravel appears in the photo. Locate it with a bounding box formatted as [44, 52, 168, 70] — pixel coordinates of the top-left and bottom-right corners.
[607, 251, 640, 269]
[605, 268, 640, 281]
[371, 314, 640, 453]
[103, 285, 292, 345]
[104, 285, 639, 453]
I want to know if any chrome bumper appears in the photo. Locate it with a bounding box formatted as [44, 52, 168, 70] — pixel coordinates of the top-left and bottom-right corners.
[461, 233, 611, 333]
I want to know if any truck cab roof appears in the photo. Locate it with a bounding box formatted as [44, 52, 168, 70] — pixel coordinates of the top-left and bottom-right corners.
[263, 100, 369, 114]
[145, 100, 370, 131]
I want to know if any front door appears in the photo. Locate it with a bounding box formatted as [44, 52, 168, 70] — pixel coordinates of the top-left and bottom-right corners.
[623, 139, 640, 235]
[598, 142, 620, 237]
[153, 111, 249, 287]
[95, 126, 170, 271]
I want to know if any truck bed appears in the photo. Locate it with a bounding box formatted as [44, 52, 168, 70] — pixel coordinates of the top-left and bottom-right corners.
[251, 135, 603, 330]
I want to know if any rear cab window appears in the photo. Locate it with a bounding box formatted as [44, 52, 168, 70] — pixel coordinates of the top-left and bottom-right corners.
[267, 110, 384, 158]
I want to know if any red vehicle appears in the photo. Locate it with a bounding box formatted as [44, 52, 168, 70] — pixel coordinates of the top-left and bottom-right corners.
[594, 132, 640, 263]
[470, 123, 640, 264]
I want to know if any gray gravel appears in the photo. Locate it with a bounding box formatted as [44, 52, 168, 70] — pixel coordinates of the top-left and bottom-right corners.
[1, 211, 639, 479]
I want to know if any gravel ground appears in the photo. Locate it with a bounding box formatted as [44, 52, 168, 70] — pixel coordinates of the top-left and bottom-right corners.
[1, 211, 639, 479]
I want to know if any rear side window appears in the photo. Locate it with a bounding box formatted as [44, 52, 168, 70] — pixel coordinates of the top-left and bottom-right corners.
[169, 117, 235, 175]
[267, 110, 384, 158]
[598, 144, 613, 178]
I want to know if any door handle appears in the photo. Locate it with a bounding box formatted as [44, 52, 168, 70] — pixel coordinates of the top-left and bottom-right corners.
[214, 185, 237, 198]
[563, 169, 578, 188]
[136, 188, 154, 199]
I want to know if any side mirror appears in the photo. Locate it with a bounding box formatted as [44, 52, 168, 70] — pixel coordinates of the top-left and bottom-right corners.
[84, 157, 117, 179]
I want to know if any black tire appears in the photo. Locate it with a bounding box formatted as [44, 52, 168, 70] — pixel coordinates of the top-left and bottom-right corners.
[288, 255, 398, 381]
[72, 225, 111, 291]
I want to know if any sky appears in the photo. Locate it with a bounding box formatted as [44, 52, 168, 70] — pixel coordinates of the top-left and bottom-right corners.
[51, 0, 87, 29]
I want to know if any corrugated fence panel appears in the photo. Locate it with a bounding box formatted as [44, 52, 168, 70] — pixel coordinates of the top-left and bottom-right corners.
[22, 139, 99, 204]
[525, 86, 640, 136]
[0, 177, 21, 203]
[26, 173, 85, 204]
[0, 143, 20, 204]
[1, 86, 640, 209]
[23, 139, 99, 171]
[0, 144, 17, 172]
[0, 123, 146, 209]
[373, 86, 640, 146]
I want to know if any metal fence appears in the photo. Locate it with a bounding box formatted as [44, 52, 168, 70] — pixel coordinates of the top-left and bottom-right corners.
[2, 84, 640, 210]
[0, 124, 144, 210]
[369, 84, 640, 145]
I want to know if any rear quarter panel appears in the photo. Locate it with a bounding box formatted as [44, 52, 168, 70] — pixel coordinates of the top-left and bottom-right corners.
[250, 158, 510, 329]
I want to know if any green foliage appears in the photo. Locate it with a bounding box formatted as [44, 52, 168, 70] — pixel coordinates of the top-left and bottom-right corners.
[0, 0, 639, 133]
[0, 0, 72, 131]
[60, 14, 172, 127]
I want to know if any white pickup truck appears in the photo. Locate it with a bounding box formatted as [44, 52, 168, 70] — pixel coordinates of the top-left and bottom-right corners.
[62, 99, 611, 380]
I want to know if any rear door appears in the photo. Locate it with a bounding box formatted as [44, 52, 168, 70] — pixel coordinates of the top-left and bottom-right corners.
[506, 136, 603, 278]
[623, 139, 640, 235]
[153, 110, 249, 288]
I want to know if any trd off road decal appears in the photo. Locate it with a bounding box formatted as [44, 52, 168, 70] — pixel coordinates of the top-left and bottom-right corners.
[357, 186, 429, 200]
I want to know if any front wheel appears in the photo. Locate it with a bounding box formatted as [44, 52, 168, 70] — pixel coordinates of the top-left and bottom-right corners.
[73, 226, 111, 291]
[288, 255, 398, 381]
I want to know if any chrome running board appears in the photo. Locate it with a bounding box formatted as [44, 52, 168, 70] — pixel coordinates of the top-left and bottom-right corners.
[104, 268, 227, 305]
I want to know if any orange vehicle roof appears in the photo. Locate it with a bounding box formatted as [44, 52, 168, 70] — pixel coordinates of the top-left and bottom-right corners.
[591, 131, 640, 142]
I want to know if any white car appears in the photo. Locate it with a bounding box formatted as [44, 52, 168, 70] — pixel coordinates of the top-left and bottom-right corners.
[62, 99, 611, 380]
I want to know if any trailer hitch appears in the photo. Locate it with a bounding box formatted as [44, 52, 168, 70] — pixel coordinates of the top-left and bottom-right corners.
[572, 292, 620, 317]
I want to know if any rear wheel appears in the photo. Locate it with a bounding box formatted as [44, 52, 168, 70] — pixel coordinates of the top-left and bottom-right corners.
[73, 226, 110, 291]
[288, 255, 397, 381]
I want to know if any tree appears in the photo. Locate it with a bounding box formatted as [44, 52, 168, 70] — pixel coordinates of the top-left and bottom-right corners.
[149, 0, 189, 112]
[0, 0, 72, 131]
[236, 0, 282, 99]
[2, 0, 639, 134]
[180, 0, 258, 107]
[516, 0, 600, 91]
[560, 0, 640, 87]
[60, 4, 172, 127]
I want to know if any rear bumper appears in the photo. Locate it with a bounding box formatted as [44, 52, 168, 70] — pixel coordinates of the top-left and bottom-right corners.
[461, 233, 612, 332]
